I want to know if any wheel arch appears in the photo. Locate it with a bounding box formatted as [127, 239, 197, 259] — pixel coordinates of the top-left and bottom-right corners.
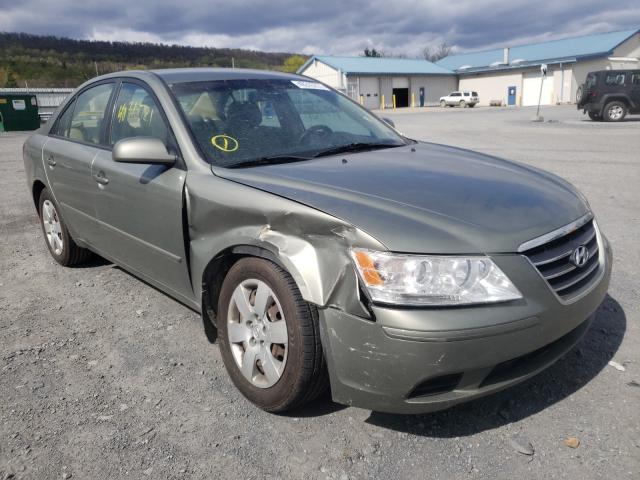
[32, 179, 47, 213]
[201, 244, 291, 328]
[602, 95, 632, 109]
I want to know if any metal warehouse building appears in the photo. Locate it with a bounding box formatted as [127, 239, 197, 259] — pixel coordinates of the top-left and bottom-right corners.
[297, 55, 457, 109]
[436, 28, 640, 107]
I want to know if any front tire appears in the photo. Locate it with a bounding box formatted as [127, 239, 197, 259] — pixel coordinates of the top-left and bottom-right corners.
[440, 100, 446, 108]
[603, 101, 627, 122]
[217, 257, 328, 412]
[38, 189, 92, 266]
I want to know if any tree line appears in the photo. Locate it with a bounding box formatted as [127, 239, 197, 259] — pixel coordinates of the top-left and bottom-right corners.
[0, 32, 306, 88]
[363, 42, 453, 62]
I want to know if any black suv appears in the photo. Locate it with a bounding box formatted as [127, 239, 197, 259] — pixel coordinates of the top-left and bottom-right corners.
[576, 69, 640, 121]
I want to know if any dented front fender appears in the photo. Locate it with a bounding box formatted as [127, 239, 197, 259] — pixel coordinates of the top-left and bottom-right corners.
[185, 171, 384, 315]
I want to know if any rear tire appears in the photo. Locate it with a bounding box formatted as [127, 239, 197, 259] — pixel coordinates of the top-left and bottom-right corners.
[603, 101, 627, 122]
[38, 189, 92, 266]
[217, 257, 328, 412]
[588, 112, 601, 121]
[468, 103, 475, 108]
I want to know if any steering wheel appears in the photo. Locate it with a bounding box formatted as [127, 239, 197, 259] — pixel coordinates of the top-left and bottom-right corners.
[299, 124, 333, 145]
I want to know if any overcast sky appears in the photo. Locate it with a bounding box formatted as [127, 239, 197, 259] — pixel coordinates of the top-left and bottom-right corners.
[0, 0, 638, 56]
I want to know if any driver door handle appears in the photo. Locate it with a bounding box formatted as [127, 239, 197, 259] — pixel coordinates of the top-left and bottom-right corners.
[93, 171, 109, 185]
[46, 155, 56, 167]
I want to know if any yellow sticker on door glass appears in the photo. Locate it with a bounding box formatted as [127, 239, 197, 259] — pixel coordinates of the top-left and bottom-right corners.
[211, 134, 239, 152]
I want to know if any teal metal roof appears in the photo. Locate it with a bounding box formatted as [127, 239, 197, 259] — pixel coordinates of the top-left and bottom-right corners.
[437, 28, 639, 73]
[298, 55, 454, 75]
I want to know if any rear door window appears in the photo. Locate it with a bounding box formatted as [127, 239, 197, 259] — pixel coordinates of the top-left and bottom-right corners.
[631, 73, 640, 85]
[69, 83, 114, 145]
[604, 73, 626, 86]
[472, 91, 478, 96]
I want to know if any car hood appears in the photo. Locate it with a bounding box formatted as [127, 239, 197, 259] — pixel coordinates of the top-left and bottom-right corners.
[214, 142, 588, 253]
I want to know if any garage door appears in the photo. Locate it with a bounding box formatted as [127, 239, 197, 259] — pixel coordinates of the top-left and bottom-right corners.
[359, 77, 380, 110]
[522, 72, 555, 106]
[392, 77, 409, 88]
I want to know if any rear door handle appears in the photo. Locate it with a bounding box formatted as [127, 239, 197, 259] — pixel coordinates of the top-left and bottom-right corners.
[93, 171, 109, 185]
[46, 155, 56, 167]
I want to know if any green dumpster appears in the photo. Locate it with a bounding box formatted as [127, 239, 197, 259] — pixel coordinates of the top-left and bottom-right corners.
[0, 93, 40, 131]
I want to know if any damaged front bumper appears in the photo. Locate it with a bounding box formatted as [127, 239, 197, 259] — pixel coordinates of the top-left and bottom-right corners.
[318, 244, 612, 414]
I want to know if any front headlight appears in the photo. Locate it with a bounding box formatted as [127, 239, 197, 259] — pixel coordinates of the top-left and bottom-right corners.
[351, 249, 522, 306]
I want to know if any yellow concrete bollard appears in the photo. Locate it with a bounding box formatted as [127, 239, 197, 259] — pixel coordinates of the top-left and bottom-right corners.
[359, 95, 364, 106]
[392, 94, 397, 109]
[411, 93, 415, 108]
[380, 94, 385, 110]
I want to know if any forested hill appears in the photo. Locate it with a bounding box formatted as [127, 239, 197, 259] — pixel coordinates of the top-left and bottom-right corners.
[0, 32, 306, 88]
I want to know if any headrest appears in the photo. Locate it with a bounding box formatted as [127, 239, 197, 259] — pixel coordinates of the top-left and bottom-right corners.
[226, 102, 262, 129]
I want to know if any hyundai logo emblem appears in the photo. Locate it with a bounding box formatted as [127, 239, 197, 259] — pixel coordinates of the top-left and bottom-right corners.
[570, 245, 590, 267]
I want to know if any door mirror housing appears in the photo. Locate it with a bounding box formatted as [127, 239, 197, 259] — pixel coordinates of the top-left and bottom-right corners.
[112, 137, 176, 165]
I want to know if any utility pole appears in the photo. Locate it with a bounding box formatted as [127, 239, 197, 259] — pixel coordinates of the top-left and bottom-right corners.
[231, 57, 235, 69]
[94, 61, 99, 77]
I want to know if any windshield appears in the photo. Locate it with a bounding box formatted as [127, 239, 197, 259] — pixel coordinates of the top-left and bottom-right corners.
[169, 78, 407, 167]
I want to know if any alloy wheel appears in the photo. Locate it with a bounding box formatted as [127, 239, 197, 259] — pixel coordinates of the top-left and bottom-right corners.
[227, 279, 288, 388]
[608, 105, 624, 120]
[42, 200, 64, 255]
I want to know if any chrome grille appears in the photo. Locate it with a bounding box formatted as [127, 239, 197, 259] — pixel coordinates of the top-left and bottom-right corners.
[521, 217, 601, 302]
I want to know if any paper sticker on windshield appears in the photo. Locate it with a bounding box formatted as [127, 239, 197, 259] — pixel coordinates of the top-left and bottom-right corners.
[291, 80, 329, 91]
[211, 134, 239, 152]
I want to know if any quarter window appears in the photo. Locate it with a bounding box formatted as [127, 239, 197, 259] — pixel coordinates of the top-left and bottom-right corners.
[585, 73, 597, 88]
[69, 83, 114, 144]
[52, 99, 76, 138]
[632, 73, 640, 85]
[110, 83, 169, 145]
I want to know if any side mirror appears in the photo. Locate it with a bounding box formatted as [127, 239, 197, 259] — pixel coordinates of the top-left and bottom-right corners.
[113, 137, 176, 165]
[381, 117, 395, 128]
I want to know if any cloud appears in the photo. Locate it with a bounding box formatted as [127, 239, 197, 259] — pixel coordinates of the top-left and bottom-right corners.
[0, 0, 638, 56]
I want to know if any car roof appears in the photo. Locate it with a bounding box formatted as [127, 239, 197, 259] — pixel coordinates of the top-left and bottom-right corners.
[150, 67, 305, 84]
[81, 68, 310, 88]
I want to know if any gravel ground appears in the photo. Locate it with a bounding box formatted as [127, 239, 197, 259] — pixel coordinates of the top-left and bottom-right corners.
[1, 105, 639, 479]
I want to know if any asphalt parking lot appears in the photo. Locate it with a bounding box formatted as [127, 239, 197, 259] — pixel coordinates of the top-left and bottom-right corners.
[1, 105, 639, 479]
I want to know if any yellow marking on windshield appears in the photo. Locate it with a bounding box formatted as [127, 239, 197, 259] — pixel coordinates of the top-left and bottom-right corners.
[211, 134, 239, 152]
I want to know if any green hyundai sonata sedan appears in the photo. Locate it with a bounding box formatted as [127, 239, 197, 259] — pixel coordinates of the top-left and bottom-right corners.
[23, 68, 612, 414]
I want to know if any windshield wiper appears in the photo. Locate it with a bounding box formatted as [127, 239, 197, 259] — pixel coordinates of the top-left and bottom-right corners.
[227, 154, 312, 169]
[226, 142, 404, 168]
[312, 142, 403, 158]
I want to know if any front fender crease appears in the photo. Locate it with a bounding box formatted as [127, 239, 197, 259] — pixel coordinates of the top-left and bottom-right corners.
[185, 171, 384, 315]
